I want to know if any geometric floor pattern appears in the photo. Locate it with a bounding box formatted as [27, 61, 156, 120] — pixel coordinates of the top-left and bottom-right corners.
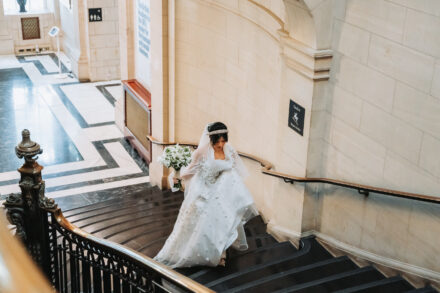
[0, 53, 150, 208]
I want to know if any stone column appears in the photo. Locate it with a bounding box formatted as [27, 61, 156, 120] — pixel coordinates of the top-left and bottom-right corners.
[3, 130, 57, 278]
[266, 33, 333, 242]
[119, 0, 135, 80]
[149, 0, 171, 189]
[0, 0, 14, 54]
[61, 0, 90, 80]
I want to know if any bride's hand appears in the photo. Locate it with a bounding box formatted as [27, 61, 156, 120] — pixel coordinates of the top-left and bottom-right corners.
[173, 177, 180, 184]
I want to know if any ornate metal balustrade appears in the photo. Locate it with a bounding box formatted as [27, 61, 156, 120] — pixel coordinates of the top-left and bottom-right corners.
[46, 210, 176, 293]
[3, 130, 213, 293]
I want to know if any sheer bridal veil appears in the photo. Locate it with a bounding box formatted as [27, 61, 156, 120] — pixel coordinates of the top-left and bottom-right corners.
[180, 123, 249, 182]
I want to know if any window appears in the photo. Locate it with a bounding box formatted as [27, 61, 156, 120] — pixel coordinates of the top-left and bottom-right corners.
[3, 0, 49, 14]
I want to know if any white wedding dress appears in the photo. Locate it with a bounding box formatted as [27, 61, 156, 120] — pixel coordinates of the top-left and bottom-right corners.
[154, 142, 258, 268]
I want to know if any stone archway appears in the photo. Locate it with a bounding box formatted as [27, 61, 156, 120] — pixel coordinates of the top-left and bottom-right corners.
[283, 0, 336, 50]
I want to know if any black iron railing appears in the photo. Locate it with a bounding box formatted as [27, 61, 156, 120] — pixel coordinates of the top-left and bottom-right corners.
[47, 211, 162, 292]
[3, 130, 213, 293]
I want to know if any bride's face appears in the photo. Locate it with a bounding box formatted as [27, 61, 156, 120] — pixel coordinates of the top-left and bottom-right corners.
[213, 137, 226, 152]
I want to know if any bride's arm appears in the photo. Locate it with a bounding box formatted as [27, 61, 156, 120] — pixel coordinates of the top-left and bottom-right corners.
[180, 145, 207, 181]
[229, 145, 249, 178]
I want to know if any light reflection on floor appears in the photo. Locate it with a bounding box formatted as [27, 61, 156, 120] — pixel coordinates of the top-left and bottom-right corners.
[0, 67, 83, 171]
[0, 53, 149, 205]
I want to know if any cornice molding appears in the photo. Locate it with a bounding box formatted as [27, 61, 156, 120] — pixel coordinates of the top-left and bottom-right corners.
[280, 32, 333, 81]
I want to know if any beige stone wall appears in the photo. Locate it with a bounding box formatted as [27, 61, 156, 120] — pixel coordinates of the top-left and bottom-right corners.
[6, 13, 57, 53]
[60, 0, 120, 81]
[172, 0, 308, 234]
[143, 0, 440, 279]
[118, 0, 134, 81]
[60, 0, 90, 80]
[0, 0, 58, 55]
[60, 3, 76, 58]
[85, 0, 120, 81]
[0, 1, 14, 54]
[315, 0, 440, 277]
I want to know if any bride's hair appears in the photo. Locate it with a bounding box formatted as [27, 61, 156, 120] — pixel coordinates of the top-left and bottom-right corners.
[208, 122, 228, 145]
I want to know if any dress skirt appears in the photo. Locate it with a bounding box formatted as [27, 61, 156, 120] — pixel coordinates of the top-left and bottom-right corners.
[154, 164, 257, 268]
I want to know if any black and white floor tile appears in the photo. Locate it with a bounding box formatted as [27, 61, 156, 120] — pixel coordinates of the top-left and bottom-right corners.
[0, 53, 150, 209]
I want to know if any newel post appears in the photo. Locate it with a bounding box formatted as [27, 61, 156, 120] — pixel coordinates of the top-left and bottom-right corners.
[2, 129, 57, 278]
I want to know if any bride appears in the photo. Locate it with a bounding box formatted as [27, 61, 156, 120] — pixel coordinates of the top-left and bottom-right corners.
[154, 122, 258, 268]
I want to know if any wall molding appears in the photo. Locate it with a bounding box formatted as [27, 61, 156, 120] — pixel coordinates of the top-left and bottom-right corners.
[280, 33, 333, 81]
[194, 0, 282, 42]
[246, 0, 287, 33]
[267, 223, 440, 283]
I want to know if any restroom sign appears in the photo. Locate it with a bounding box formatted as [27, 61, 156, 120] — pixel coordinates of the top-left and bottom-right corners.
[88, 8, 102, 22]
[288, 99, 305, 136]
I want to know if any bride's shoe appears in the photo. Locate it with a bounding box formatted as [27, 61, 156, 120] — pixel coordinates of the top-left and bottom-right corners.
[218, 257, 226, 267]
[218, 250, 227, 267]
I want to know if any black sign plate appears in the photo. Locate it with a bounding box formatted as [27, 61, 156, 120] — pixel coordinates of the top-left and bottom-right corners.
[288, 99, 305, 136]
[89, 8, 102, 22]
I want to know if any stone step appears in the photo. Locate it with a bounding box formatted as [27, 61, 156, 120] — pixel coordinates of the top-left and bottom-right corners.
[216, 256, 357, 292]
[202, 237, 332, 290]
[61, 186, 163, 215]
[193, 241, 298, 284]
[73, 199, 182, 229]
[334, 276, 415, 293]
[404, 286, 439, 293]
[274, 266, 384, 293]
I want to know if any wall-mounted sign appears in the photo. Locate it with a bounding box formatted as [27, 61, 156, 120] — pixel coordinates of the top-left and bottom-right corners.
[138, 1, 151, 59]
[88, 8, 102, 22]
[288, 99, 305, 136]
[48, 26, 59, 37]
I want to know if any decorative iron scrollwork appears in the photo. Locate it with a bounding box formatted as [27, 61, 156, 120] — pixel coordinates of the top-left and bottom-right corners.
[2, 130, 57, 277]
[6, 208, 26, 241]
[5, 192, 22, 205]
[47, 214, 163, 293]
[4, 193, 26, 241]
[36, 181, 57, 210]
[19, 176, 35, 210]
[3, 129, 195, 292]
[15, 129, 43, 163]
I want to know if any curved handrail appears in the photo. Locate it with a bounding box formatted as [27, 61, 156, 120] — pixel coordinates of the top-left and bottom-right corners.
[147, 136, 440, 204]
[49, 207, 214, 293]
[0, 213, 53, 293]
[147, 136, 273, 170]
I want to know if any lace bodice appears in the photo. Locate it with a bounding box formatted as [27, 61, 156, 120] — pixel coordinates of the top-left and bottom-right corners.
[180, 143, 248, 184]
[198, 145, 238, 184]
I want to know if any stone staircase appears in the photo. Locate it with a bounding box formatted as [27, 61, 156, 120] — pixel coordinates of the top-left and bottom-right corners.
[59, 187, 438, 292]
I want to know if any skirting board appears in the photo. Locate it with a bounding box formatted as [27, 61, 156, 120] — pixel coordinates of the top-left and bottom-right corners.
[266, 223, 440, 284]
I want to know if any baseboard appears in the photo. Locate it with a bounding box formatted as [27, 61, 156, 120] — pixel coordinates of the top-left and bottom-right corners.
[267, 222, 302, 247]
[266, 224, 440, 284]
[314, 231, 440, 284]
[267, 222, 302, 239]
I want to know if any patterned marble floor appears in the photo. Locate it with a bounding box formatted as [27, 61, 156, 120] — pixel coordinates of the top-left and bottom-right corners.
[0, 53, 150, 209]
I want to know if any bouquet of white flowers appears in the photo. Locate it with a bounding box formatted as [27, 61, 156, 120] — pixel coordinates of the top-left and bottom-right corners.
[157, 144, 192, 191]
